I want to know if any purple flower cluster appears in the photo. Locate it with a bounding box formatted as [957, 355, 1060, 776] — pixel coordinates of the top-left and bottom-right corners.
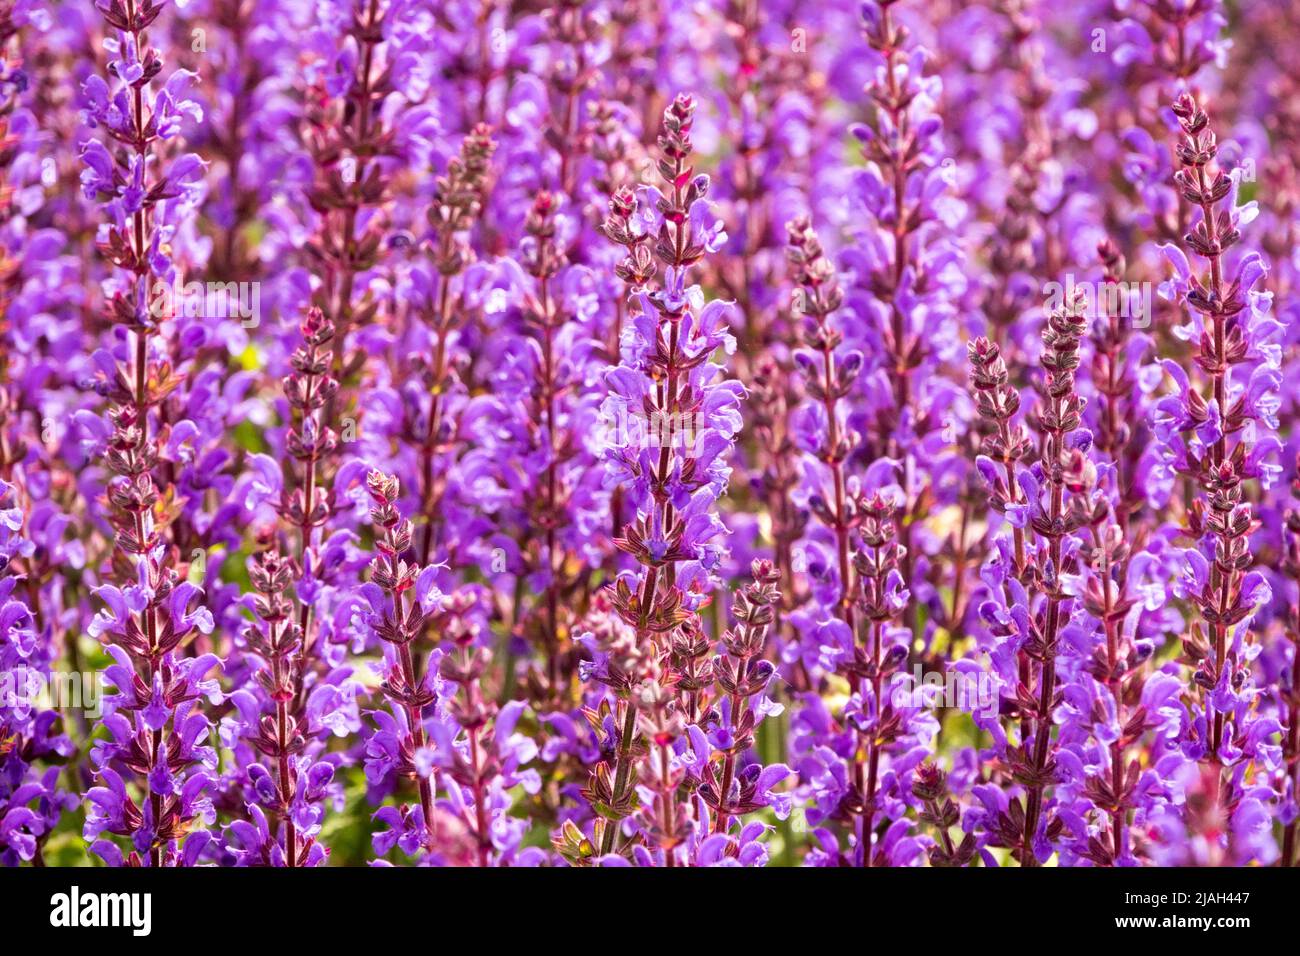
[2, 0, 1300, 868]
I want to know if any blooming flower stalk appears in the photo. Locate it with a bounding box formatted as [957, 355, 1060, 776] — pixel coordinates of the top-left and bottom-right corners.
[229, 306, 348, 867]
[968, 290, 1097, 866]
[80, 0, 218, 869]
[411, 125, 495, 569]
[589, 92, 740, 858]
[362, 470, 438, 858]
[687, 559, 790, 861]
[1159, 91, 1281, 863]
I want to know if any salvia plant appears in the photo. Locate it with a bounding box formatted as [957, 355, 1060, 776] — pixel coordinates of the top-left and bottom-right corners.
[2, 0, 1300, 869]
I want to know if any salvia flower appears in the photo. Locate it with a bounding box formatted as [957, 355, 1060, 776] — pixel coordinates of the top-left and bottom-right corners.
[583, 92, 742, 860]
[1158, 91, 1282, 864]
[80, 0, 218, 868]
[0, 0, 1297, 872]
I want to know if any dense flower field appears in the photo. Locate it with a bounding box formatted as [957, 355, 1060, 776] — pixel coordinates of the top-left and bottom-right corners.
[1, 0, 1298, 868]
